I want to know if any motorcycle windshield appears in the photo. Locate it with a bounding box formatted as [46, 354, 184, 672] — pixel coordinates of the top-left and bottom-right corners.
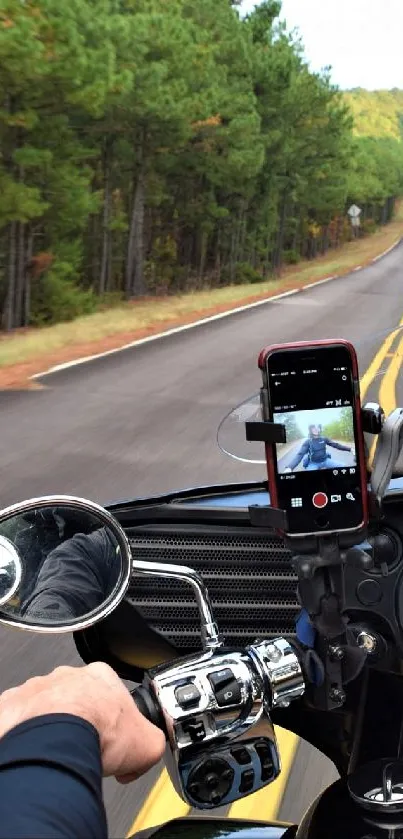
[217, 326, 403, 473]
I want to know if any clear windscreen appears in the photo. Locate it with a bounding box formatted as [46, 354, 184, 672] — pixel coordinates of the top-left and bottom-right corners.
[217, 326, 403, 473]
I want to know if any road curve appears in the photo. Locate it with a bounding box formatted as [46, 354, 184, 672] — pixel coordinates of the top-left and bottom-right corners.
[0, 241, 402, 835]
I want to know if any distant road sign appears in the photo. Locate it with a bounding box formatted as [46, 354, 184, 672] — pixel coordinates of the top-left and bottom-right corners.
[348, 204, 362, 228]
[348, 204, 362, 218]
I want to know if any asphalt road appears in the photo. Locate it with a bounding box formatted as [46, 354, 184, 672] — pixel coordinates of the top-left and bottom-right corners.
[0, 241, 402, 836]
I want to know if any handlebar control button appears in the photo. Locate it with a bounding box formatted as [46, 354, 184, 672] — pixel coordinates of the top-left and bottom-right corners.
[183, 719, 206, 743]
[231, 746, 252, 765]
[239, 768, 255, 793]
[175, 683, 201, 709]
[187, 757, 234, 805]
[209, 668, 242, 707]
[255, 740, 274, 782]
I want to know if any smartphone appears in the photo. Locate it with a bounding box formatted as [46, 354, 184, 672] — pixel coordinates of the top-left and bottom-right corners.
[258, 340, 368, 538]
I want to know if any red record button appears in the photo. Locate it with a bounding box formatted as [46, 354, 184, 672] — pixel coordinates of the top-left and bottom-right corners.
[312, 492, 328, 509]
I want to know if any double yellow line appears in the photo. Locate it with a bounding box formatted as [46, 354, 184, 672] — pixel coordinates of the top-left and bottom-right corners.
[128, 319, 403, 836]
[360, 317, 403, 467]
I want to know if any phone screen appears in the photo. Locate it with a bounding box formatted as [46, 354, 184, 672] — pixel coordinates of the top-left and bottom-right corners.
[264, 344, 366, 535]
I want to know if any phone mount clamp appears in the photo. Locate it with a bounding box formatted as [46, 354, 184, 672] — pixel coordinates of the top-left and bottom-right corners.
[244, 411, 289, 531]
[370, 406, 403, 507]
[244, 399, 403, 711]
[244, 399, 386, 531]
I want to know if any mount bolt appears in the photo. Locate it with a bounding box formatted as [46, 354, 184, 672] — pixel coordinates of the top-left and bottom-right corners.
[329, 687, 346, 705]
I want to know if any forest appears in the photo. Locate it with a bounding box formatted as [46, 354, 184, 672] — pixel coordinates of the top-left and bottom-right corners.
[344, 89, 403, 140]
[1, 0, 403, 331]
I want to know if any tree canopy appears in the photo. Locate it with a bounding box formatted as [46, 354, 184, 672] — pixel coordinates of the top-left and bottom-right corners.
[344, 89, 403, 140]
[0, 0, 402, 330]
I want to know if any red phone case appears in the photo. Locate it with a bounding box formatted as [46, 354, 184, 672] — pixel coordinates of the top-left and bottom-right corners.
[258, 340, 368, 536]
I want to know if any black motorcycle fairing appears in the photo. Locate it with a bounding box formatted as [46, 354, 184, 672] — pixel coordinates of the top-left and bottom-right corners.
[271, 666, 403, 777]
[133, 817, 296, 839]
[74, 598, 178, 683]
[294, 776, 386, 838]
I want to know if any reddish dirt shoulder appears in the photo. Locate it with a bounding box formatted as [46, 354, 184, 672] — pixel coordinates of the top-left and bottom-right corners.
[0, 235, 401, 391]
[0, 287, 293, 389]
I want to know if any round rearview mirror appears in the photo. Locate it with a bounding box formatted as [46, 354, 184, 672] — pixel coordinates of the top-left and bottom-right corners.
[0, 496, 132, 633]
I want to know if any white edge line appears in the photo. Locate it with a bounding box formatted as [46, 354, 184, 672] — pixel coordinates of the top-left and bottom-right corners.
[372, 237, 401, 263]
[31, 288, 303, 378]
[353, 265, 362, 272]
[302, 275, 336, 290]
[31, 236, 403, 380]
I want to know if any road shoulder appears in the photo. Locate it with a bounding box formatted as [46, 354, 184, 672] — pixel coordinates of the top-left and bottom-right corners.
[0, 228, 402, 391]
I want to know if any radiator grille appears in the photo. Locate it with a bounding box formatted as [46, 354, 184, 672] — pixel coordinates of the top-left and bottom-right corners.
[127, 528, 299, 651]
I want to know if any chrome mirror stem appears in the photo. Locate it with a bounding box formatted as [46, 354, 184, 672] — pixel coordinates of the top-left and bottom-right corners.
[131, 559, 222, 650]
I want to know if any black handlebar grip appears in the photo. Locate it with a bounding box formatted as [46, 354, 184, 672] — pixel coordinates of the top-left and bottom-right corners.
[132, 685, 166, 734]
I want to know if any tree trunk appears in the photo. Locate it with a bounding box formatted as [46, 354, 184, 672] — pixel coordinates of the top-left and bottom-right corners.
[265, 223, 273, 275]
[99, 141, 112, 295]
[132, 167, 146, 296]
[250, 229, 257, 269]
[2, 222, 17, 331]
[198, 230, 208, 284]
[229, 223, 237, 283]
[238, 202, 248, 264]
[336, 216, 342, 248]
[106, 237, 112, 292]
[214, 222, 221, 282]
[291, 219, 298, 253]
[24, 227, 34, 326]
[126, 138, 146, 298]
[125, 178, 136, 298]
[233, 209, 241, 270]
[15, 220, 25, 327]
[273, 193, 288, 272]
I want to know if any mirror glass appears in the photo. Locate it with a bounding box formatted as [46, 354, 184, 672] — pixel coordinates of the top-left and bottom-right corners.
[0, 536, 22, 606]
[0, 500, 131, 630]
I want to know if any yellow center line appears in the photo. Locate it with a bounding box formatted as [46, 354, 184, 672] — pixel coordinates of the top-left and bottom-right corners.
[378, 332, 403, 419]
[360, 325, 402, 402]
[361, 317, 403, 468]
[128, 767, 190, 836]
[127, 318, 403, 837]
[367, 329, 403, 467]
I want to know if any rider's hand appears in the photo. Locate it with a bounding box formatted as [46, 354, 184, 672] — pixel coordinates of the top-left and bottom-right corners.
[0, 662, 165, 784]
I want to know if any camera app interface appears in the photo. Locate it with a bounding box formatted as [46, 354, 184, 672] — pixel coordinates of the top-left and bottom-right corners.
[268, 345, 364, 534]
[275, 406, 356, 475]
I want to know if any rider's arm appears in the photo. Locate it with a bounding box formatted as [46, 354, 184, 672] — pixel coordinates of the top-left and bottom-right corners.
[0, 664, 165, 839]
[21, 529, 119, 620]
[324, 438, 351, 451]
[288, 439, 309, 470]
[0, 714, 106, 839]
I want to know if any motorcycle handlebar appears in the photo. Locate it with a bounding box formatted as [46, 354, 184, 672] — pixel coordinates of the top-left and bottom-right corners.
[131, 685, 166, 733]
[132, 637, 306, 735]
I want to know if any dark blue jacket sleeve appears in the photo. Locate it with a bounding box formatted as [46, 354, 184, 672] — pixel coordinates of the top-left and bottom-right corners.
[324, 437, 351, 452]
[289, 439, 309, 470]
[0, 713, 107, 839]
